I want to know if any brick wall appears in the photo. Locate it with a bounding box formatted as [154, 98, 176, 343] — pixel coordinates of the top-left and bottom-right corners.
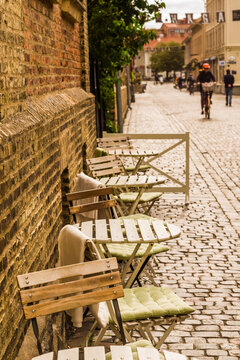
[0, 89, 96, 360]
[0, 0, 90, 121]
[0, 0, 96, 359]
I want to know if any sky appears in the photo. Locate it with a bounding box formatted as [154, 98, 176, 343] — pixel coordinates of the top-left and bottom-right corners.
[145, 0, 206, 28]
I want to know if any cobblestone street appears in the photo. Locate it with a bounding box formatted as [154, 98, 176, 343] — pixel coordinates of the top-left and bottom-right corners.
[123, 83, 240, 359]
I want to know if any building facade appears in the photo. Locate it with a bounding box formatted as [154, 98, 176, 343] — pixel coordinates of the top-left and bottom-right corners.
[183, 20, 206, 79]
[0, 1, 97, 359]
[134, 21, 190, 79]
[205, 0, 240, 93]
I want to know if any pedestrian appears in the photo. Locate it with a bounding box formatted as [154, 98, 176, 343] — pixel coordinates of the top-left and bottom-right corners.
[155, 73, 159, 85]
[224, 69, 234, 106]
[178, 76, 183, 91]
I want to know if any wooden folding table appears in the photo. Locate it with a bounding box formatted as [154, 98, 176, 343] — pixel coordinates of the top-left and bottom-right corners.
[79, 218, 180, 288]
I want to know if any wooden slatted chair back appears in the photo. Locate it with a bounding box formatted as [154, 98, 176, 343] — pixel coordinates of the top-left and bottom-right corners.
[97, 136, 132, 150]
[87, 155, 125, 178]
[66, 187, 119, 222]
[17, 258, 123, 321]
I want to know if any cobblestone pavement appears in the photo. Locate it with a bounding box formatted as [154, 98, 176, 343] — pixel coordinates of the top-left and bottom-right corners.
[122, 83, 240, 360]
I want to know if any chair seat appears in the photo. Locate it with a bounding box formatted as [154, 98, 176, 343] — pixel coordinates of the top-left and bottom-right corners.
[116, 192, 162, 203]
[104, 243, 169, 260]
[117, 286, 195, 322]
[105, 340, 164, 360]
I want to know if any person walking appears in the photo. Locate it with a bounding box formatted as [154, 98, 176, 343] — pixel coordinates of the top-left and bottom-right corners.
[224, 69, 234, 106]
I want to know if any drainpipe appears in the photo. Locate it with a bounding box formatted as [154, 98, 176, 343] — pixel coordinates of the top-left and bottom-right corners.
[116, 71, 123, 133]
[126, 64, 131, 109]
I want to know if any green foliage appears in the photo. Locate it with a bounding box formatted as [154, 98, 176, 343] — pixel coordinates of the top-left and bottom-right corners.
[88, 0, 165, 132]
[150, 42, 184, 74]
[88, 0, 165, 73]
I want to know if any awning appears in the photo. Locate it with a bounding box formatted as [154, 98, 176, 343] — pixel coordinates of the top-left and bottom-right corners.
[210, 57, 217, 61]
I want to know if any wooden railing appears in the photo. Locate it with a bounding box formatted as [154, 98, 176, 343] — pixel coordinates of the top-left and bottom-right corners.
[102, 132, 190, 204]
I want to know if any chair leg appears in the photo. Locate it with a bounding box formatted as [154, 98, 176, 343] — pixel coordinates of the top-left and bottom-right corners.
[31, 318, 42, 354]
[129, 256, 151, 288]
[155, 320, 177, 349]
[112, 299, 126, 345]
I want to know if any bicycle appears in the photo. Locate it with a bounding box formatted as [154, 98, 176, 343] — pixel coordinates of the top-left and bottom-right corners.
[202, 82, 214, 119]
[188, 82, 194, 95]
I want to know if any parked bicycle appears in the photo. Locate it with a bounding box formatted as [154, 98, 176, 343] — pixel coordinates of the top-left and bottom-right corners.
[202, 82, 214, 119]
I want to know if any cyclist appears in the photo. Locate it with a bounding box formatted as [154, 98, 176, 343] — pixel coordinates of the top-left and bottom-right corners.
[187, 73, 195, 94]
[197, 63, 216, 114]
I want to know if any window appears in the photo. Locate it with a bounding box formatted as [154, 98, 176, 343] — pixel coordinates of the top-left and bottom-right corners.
[180, 29, 184, 33]
[175, 29, 179, 33]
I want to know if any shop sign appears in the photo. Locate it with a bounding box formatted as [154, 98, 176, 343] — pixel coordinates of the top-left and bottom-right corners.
[219, 61, 225, 66]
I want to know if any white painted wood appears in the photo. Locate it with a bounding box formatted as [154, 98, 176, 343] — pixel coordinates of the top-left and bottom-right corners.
[99, 177, 109, 185]
[32, 353, 54, 360]
[166, 223, 181, 238]
[107, 176, 120, 186]
[95, 220, 109, 241]
[80, 221, 93, 239]
[109, 219, 124, 242]
[123, 219, 140, 242]
[137, 347, 159, 360]
[114, 175, 128, 186]
[84, 346, 105, 360]
[163, 350, 187, 360]
[125, 175, 137, 185]
[57, 348, 79, 360]
[110, 345, 133, 360]
[151, 221, 170, 241]
[135, 175, 147, 184]
[137, 219, 156, 242]
[147, 175, 156, 184]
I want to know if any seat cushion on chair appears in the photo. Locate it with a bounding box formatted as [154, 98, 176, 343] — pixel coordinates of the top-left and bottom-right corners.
[119, 214, 157, 222]
[117, 192, 162, 203]
[105, 340, 164, 360]
[118, 286, 195, 322]
[104, 243, 169, 260]
[94, 147, 109, 157]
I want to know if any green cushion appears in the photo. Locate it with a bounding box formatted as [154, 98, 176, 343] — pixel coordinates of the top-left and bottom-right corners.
[119, 214, 157, 222]
[103, 243, 169, 260]
[117, 286, 195, 322]
[105, 340, 164, 360]
[125, 165, 150, 172]
[94, 147, 109, 157]
[116, 192, 162, 203]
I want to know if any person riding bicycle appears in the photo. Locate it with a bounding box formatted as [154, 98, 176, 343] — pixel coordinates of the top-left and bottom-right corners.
[197, 63, 216, 114]
[187, 73, 195, 94]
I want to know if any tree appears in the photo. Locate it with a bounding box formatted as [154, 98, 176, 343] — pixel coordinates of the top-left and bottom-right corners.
[150, 42, 184, 79]
[87, 0, 165, 132]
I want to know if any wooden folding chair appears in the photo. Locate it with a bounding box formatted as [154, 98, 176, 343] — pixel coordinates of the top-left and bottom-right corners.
[17, 258, 125, 354]
[86, 157, 163, 215]
[66, 187, 170, 287]
[97, 136, 132, 151]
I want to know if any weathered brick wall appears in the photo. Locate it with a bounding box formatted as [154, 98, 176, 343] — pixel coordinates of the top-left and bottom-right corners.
[0, 88, 96, 360]
[0, 0, 96, 359]
[0, 0, 26, 120]
[0, 0, 90, 121]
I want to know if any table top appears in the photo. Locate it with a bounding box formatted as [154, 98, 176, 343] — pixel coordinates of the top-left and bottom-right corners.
[79, 218, 180, 244]
[108, 148, 158, 157]
[32, 347, 194, 360]
[99, 175, 165, 188]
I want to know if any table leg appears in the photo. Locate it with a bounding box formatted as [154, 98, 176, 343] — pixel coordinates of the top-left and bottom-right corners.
[128, 187, 145, 215]
[125, 243, 153, 288]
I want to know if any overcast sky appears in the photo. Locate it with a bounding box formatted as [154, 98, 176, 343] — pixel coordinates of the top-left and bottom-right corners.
[145, 0, 206, 28]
